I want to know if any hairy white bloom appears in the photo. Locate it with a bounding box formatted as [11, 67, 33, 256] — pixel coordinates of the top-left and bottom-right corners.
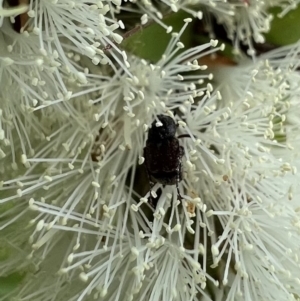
[122, 0, 299, 53]
[1, 4, 300, 301]
[0, 0, 130, 159]
[182, 42, 300, 300]
[0, 22, 222, 300]
[0, 0, 127, 98]
[0, 20, 218, 226]
[113, 24, 222, 124]
[11, 0, 124, 67]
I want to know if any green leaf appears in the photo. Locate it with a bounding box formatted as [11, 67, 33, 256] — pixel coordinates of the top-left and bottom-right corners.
[0, 245, 11, 261]
[121, 10, 193, 62]
[265, 6, 300, 45]
[0, 272, 24, 297]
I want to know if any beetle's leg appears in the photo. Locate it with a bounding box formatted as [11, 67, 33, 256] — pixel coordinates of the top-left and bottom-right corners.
[148, 180, 156, 208]
[176, 162, 183, 202]
[145, 168, 156, 208]
[175, 147, 184, 202]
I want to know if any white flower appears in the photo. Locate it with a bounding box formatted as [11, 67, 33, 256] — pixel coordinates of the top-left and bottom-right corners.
[0, 22, 121, 162]
[113, 22, 222, 123]
[185, 42, 300, 300]
[9, 0, 124, 66]
[0, 18, 218, 232]
[0, 0, 129, 139]
[0, 21, 223, 300]
[1, 3, 300, 301]
[122, 0, 299, 54]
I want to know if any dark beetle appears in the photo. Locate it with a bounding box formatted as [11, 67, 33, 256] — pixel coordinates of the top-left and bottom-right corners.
[144, 115, 184, 207]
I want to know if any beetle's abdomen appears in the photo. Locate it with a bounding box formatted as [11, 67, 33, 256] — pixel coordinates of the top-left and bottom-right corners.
[151, 170, 181, 185]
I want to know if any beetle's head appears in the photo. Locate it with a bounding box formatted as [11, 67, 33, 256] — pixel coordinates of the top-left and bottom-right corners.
[148, 115, 177, 142]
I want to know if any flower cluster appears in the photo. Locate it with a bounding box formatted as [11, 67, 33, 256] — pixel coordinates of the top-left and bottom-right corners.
[1, 1, 300, 301]
[119, 0, 299, 53]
